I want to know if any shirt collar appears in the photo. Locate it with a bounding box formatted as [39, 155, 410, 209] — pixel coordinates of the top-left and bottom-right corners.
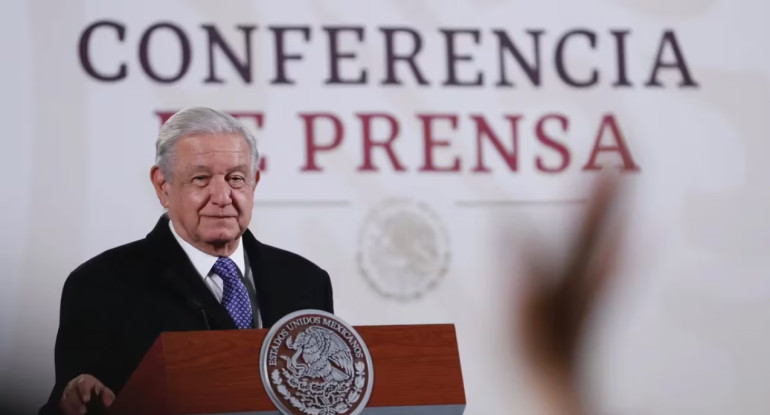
[168, 219, 246, 279]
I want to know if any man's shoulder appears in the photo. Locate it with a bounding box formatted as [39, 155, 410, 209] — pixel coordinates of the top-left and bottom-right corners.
[66, 238, 150, 285]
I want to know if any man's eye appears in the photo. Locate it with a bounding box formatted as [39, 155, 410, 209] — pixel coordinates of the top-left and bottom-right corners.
[229, 176, 246, 187]
[192, 176, 209, 184]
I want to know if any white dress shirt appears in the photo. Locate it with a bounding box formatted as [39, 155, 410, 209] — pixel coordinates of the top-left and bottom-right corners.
[168, 220, 261, 327]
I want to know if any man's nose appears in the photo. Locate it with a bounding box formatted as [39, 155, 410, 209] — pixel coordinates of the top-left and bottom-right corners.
[209, 177, 232, 206]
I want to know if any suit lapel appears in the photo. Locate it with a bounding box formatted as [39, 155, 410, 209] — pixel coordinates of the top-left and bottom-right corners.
[145, 215, 237, 330]
[242, 230, 277, 328]
[184, 271, 237, 330]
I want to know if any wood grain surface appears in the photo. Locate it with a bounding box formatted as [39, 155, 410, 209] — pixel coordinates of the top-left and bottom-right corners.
[110, 324, 465, 414]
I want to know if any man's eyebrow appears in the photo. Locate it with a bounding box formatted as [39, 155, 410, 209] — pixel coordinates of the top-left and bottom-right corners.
[229, 164, 250, 173]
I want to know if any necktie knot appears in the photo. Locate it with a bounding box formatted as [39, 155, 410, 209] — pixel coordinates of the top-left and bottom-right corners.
[212, 256, 253, 329]
[213, 257, 241, 282]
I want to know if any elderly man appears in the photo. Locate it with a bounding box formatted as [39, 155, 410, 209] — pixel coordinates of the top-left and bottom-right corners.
[40, 107, 334, 415]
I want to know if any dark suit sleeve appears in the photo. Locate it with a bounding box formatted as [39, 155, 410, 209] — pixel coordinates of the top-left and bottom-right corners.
[40, 268, 126, 415]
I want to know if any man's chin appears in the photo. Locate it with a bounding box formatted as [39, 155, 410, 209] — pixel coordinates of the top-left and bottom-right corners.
[202, 228, 241, 246]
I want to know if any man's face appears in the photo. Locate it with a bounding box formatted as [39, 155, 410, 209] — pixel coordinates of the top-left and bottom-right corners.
[151, 133, 259, 255]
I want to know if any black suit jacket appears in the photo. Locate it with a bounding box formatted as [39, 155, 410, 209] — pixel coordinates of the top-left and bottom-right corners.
[40, 216, 333, 414]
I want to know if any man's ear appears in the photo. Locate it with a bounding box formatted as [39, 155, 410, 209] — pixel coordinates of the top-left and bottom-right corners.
[150, 165, 170, 208]
[252, 170, 261, 190]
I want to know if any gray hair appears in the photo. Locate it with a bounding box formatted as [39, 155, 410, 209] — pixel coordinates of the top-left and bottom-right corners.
[155, 107, 259, 180]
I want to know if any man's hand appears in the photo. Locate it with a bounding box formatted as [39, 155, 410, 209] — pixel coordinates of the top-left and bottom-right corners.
[517, 174, 624, 415]
[59, 374, 115, 415]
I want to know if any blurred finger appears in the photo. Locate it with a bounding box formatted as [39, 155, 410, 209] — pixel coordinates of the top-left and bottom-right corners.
[74, 376, 96, 403]
[61, 388, 86, 415]
[577, 178, 626, 318]
[561, 174, 622, 316]
[101, 387, 116, 407]
[565, 174, 620, 275]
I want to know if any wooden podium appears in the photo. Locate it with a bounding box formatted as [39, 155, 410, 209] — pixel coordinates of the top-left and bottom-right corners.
[109, 324, 465, 415]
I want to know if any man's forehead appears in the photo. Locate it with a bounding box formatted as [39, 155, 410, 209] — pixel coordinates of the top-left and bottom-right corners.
[174, 148, 251, 165]
[170, 134, 252, 171]
[182, 163, 250, 171]
[185, 148, 250, 155]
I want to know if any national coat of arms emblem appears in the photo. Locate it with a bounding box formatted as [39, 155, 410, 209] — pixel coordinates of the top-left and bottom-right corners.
[357, 198, 451, 301]
[260, 310, 374, 415]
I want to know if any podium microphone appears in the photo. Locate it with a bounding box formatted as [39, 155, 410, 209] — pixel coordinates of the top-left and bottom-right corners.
[160, 269, 211, 330]
[188, 298, 211, 330]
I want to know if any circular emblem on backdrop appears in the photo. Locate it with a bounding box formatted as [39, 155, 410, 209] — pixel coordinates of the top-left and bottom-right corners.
[260, 310, 374, 415]
[357, 198, 451, 301]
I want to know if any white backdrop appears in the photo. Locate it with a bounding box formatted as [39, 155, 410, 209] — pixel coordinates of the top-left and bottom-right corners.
[2, 0, 770, 414]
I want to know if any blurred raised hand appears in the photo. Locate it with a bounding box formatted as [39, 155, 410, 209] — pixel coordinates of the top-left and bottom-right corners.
[517, 174, 624, 415]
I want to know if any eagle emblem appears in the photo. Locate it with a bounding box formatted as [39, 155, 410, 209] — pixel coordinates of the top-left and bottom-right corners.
[260, 310, 374, 415]
[357, 198, 450, 302]
[283, 326, 355, 382]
